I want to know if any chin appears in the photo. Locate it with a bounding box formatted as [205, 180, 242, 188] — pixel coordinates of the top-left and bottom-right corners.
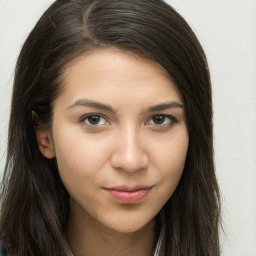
[100, 211, 156, 234]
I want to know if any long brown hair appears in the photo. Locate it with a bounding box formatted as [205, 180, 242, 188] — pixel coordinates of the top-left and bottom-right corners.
[0, 0, 221, 255]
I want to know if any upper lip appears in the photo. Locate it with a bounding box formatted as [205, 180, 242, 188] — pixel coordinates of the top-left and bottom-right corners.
[104, 185, 153, 192]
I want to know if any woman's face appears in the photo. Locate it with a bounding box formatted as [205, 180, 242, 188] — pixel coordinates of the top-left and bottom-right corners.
[38, 48, 188, 233]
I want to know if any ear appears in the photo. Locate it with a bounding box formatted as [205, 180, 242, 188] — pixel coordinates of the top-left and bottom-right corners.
[35, 129, 56, 159]
[32, 111, 55, 159]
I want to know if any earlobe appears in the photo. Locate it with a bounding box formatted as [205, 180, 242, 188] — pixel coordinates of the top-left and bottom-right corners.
[36, 129, 56, 159]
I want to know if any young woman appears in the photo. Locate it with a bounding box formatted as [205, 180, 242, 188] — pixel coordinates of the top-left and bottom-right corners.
[0, 0, 221, 255]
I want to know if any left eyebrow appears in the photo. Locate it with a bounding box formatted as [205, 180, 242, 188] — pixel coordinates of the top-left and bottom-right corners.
[141, 101, 184, 114]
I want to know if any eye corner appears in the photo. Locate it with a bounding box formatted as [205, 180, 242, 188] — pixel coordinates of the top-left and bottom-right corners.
[145, 114, 178, 127]
[77, 113, 110, 127]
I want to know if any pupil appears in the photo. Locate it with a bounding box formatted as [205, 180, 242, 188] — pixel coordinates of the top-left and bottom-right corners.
[153, 115, 165, 124]
[88, 116, 100, 124]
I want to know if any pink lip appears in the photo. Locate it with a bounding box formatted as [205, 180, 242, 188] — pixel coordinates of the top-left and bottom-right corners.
[104, 186, 152, 203]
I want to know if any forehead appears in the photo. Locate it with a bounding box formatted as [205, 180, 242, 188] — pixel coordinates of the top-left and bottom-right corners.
[63, 48, 172, 82]
[57, 48, 182, 106]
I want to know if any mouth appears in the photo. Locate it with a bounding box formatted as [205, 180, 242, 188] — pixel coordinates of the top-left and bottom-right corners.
[104, 185, 153, 203]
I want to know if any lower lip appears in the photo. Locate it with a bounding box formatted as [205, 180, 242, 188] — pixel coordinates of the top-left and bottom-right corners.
[105, 188, 152, 203]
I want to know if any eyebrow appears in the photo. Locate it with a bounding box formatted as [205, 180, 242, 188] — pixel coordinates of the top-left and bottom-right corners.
[67, 99, 184, 113]
[67, 99, 117, 113]
[141, 101, 184, 114]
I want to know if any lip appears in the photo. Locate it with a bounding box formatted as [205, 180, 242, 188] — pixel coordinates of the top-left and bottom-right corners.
[104, 185, 153, 203]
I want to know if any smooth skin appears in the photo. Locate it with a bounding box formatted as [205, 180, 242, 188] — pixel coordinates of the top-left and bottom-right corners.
[36, 48, 189, 256]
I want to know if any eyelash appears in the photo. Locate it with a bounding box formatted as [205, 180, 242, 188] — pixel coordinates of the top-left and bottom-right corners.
[77, 113, 178, 128]
[145, 114, 178, 127]
[78, 113, 109, 127]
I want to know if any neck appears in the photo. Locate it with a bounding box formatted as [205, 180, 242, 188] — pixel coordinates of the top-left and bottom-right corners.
[66, 203, 157, 256]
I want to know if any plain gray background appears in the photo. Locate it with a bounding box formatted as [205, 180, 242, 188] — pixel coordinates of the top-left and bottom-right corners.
[0, 1, 256, 255]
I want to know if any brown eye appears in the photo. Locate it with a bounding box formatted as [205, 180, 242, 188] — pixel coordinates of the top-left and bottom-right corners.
[152, 115, 166, 124]
[79, 114, 109, 126]
[87, 115, 101, 125]
[146, 114, 177, 127]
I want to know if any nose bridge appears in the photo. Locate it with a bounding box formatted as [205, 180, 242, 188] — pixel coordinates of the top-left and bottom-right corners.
[110, 125, 148, 172]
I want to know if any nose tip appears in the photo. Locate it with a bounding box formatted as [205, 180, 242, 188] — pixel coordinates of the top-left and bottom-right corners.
[110, 133, 149, 173]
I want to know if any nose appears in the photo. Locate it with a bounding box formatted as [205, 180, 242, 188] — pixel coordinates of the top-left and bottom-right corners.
[110, 127, 149, 173]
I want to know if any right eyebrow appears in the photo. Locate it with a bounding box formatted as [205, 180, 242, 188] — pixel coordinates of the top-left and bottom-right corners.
[66, 99, 117, 113]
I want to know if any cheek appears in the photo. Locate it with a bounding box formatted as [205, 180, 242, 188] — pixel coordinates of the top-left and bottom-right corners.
[149, 128, 188, 187]
[52, 127, 111, 189]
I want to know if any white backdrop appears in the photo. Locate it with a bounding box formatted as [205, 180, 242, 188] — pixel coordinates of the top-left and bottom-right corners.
[0, 1, 255, 255]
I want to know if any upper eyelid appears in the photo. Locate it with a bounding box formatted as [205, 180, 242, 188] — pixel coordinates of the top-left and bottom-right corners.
[77, 113, 178, 125]
[147, 113, 178, 121]
[77, 113, 109, 123]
